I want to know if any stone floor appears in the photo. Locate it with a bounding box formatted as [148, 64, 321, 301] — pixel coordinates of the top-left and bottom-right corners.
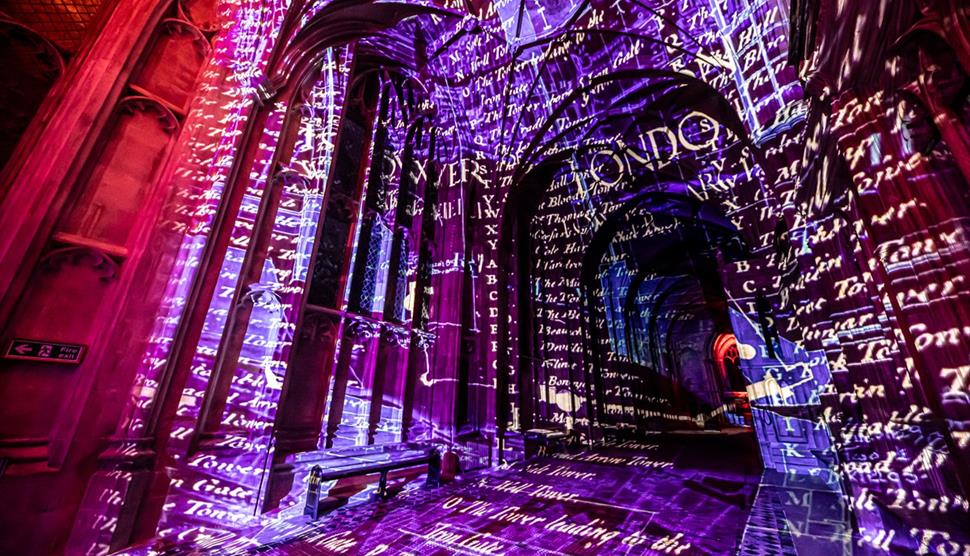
[137, 432, 817, 555]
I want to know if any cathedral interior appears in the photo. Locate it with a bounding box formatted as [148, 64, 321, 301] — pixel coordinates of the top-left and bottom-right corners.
[1, 0, 969, 554]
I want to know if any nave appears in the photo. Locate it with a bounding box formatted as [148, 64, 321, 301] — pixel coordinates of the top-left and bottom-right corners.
[3, 1, 970, 554]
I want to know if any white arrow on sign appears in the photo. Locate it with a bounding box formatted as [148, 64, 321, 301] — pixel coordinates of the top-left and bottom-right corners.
[13, 344, 31, 355]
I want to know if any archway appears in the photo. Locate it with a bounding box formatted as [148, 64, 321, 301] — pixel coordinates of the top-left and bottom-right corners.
[492, 64, 769, 457]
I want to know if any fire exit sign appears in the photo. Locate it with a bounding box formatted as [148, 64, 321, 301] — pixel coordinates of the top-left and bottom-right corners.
[3, 339, 86, 364]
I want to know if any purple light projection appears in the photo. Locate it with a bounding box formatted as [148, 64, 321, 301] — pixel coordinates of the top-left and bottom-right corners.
[131, 436, 765, 555]
[155, 56, 352, 545]
[53, 0, 970, 554]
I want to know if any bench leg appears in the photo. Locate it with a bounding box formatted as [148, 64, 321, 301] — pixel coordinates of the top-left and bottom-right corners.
[426, 451, 441, 488]
[377, 470, 388, 499]
[304, 465, 322, 520]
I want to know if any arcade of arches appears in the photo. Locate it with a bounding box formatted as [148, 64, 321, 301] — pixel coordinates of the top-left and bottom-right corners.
[1, 0, 969, 554]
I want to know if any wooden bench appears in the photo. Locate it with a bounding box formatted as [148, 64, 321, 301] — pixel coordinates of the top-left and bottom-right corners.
[302, 443, 440, 519]
[524, 428, 570, 458]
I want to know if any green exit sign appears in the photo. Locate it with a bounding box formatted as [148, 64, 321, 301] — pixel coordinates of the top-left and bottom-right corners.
[3, 339, 86, 364]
